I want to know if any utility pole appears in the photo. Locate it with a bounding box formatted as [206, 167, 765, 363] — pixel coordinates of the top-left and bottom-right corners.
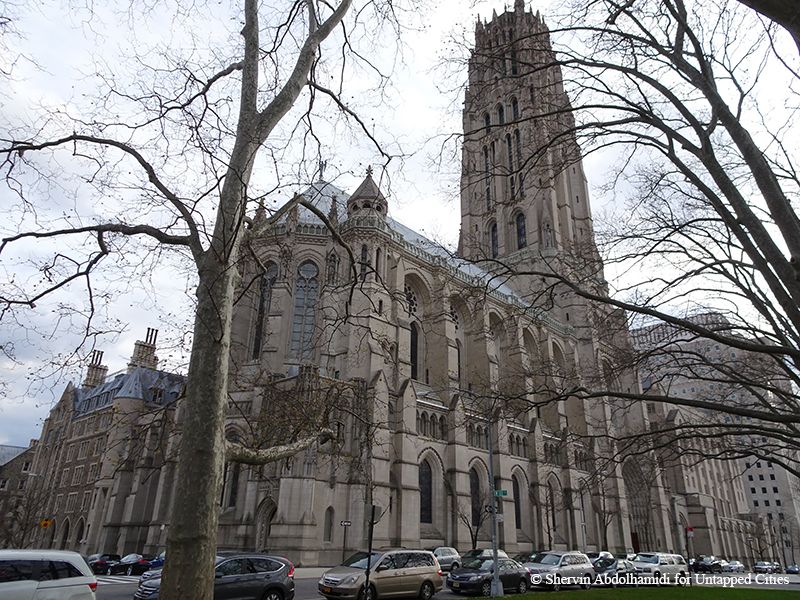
[486, 416, 503, 597]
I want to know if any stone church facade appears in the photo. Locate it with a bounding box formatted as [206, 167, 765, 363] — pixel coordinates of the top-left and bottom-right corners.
[220, 1, 672, 565]
[20, 2, 679, 565]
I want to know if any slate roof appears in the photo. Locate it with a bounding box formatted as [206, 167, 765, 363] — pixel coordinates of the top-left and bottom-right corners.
[0, 445, 27, 466]
[288, 179, 518, 298]
[73, 367, 185, 416]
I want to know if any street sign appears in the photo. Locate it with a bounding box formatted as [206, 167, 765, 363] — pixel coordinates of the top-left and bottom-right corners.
[494, 489, 508, 497]
[484, 505, 494, 513]
[340, 520, 352, 527]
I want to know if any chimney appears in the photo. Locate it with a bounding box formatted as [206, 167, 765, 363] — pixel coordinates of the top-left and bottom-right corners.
[128, 328, 160, 372]
[83, 350, 108, 388]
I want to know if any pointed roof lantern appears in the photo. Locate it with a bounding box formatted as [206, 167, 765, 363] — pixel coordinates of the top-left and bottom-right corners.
[346, 165, 388, 219]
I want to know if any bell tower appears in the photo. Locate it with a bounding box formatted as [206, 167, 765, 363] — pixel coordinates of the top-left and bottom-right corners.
[458, 1, 599, 286]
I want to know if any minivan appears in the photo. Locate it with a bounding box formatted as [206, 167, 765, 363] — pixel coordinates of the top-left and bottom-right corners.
[0, 550, 97, 600]
[319, 550, 442, 600]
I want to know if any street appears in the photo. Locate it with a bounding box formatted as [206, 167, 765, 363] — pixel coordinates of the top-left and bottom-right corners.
[96, 571, 800, 599]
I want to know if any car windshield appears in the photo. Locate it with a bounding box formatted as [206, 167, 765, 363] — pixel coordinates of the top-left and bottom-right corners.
[463, 559, 493, 571]
[595, 558, 615, 569]
[586, 553, 599, 559]
[633, 554, 658, 564]
[512, 554, 529, 562]
[531, 553, 561, 566]
[341, 552, 384, 569]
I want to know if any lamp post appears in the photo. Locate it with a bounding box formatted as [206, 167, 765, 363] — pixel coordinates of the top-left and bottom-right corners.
[486, 417, 503, 597]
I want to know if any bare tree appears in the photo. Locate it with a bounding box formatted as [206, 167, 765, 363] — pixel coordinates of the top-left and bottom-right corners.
[442, 0, 800, 471]
[0, 1, 413, 596]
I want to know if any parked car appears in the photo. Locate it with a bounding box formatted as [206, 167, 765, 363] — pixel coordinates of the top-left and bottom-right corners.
[630, 552, 688, 584]
[446, 557, 530, 596]
[109, 554, 154, 576]
[135, 554, 294, 600]
[138, 568, 162, 585]
[319, 550, 442, 600]
[523, 551, 595, 591]
[430, 547, 460, 571]
[459, 549, 509, 562]
[593, 558, 639, 586]
[147, 552, 165, 570]
[724, 560, 746, 573]
[786, 564, 800, 575]
[0, 549, 97, 599]
[585, 551, 614, 564]
[754, 561, 775, 574]
[772, 562, 783, 574]
[85, 553, 120, 575]
[694, 555, 723, 573]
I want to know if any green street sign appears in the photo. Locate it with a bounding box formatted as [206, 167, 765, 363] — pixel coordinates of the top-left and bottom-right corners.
[494, 489, 508, 497]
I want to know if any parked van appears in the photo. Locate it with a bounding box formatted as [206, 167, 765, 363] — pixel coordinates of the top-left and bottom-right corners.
[319, 550, 442, 600]
[630, 552, 688, 584]
[0, 550, 97, 599]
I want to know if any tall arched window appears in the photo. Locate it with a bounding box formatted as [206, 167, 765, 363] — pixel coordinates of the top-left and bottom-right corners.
[511, 97, 519, 120]
[410, 322, 420, 380]
[513, 477, 522, 529]
[490, 223, 499, 258]
[505, 133, 514, 170]
[375, 248, 382, 281]
[483, 145, 491, 210]
[484, 112, 491, 132]
[456, 340, 463, 387]
[290, 261, 319, 360]
[252, 262, 278, 359]
[497, 103, 505, 125]
[514, 130, 524, 197]
[324, 506, 334, 541]
[420, 460, 433, 524]
[360, 244, 368, 281]
[516, 213, 527, 249]
[470, 468, 481, 525]
[227, 463, 241, 508]
[547, 481, 557, 537]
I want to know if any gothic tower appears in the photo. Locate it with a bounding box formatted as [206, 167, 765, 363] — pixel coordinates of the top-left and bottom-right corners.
[458, 1, 601, 298]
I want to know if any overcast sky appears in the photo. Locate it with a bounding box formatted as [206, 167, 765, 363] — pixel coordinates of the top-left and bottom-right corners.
[0, 0, 634, 447]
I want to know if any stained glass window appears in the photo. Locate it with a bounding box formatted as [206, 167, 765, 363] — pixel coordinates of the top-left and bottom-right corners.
[420, 461, 433, 524]
[290, 261, 319, 360]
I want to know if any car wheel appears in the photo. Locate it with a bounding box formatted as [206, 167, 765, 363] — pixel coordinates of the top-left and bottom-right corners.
[517, 578, 528, 594]
[654, 572, 661, 586]
[358, 584, 377, 600]
[451, 562, 459, 571]
[481, 581, 492, 596]
[581, 574, 593, 590]
[127, 566, 133, 576]
[263, 589, 283, 600]
[419, 581, 435, 600]
[552, 578, 561, 593]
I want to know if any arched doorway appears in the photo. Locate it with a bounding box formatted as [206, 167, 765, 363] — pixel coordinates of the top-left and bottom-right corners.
[47, 520, 57, 548]
[622, 461, 654, 553]
[255, 499, 277, 551]
[60, 518, 71, 550]
[75, 518, 85, 548]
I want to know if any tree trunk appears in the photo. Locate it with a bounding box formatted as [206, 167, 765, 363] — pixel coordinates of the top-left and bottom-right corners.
[159, 254, 238, 599]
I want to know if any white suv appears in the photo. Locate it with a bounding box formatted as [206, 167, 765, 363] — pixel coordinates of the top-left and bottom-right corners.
[0, 550, 97, 599]
[631, 552, 688, 584]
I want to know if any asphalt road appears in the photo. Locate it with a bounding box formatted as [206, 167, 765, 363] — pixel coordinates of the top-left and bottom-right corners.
[96, 572, 800, 599]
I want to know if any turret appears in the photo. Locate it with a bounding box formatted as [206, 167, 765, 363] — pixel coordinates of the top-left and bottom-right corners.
[346, 166, 388, 219]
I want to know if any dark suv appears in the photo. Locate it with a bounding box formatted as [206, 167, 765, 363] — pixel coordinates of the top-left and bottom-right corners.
[134, 554, 295, 600]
